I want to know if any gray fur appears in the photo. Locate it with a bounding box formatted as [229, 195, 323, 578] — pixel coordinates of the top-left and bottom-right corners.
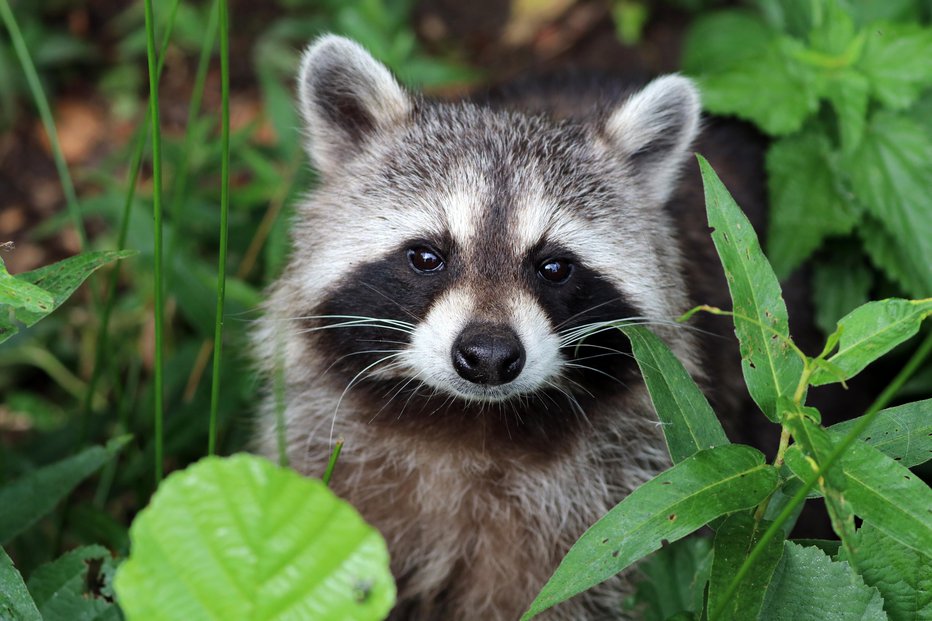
[254, 35, 703, 620]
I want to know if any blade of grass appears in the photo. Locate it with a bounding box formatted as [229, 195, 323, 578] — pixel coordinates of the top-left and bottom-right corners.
[142, 0, 166, 484]
[0, 0, 87, 250]
[207, 0, 230, 456]
[80, 0, 183, 447]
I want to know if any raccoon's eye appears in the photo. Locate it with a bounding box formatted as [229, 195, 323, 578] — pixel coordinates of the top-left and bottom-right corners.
[538, 258, 574, 284]
[407, 246, 445, 273]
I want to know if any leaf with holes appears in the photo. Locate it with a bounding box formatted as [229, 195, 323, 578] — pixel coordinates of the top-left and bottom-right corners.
[698, 155, 803, 421]
[619, 325, 729, 463]
[114, 454, 395, 621]
[27, 545, 119, 621]
[523, 445, 778, 619]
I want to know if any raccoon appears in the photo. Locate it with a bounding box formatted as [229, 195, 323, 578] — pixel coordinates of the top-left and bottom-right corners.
[253, 35, 757, 620]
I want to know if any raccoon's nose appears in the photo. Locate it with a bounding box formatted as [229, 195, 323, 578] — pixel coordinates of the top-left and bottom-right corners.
[452, 323, 526, 386]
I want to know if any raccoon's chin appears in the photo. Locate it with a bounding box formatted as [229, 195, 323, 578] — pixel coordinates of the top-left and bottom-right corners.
[430, 375, 548, 404]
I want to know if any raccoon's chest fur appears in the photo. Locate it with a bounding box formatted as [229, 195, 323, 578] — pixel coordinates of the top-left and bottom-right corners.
[254, 36, 762, 620]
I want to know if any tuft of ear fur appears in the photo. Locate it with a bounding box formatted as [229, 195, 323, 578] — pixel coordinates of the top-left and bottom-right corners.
[297, 35, 412, 175]
[604, 74, 701, 204]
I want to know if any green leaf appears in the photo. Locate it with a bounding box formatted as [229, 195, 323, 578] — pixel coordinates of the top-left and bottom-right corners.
[0, 436, 130, 544]
[0, 256, 55, 313]
[765, 131, 859, 278]
[760, 542, 886, 621]
[698, 155, 804, 421]
[825, 70, 870, 155]
[847, 112, 932, 297]
[860, 217, 930, 298]
[707, 513, 784, 620]
[828, 399, 932, 468]
[859, 23, 932, 110]
[839, 523, 931, 621]
[618, 325, 729, 463]
[628, 537, 713, 621]
[683, 12, 820, 135]
[27, 545, 119, 621]
[114, 454, 395, 621]
[810, 298, 932, 386]
[523, 445, 778, 619]
[812, 253, 872, 335]
[0, 547, 41, 621]
[785, 441, 932, 555]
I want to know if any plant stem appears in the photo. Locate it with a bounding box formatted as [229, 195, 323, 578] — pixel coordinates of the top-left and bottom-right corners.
[0, 0, 87, 250]
[864, 330, 932, 417]
[142, 0, 166, 484]
[208, 0, 230, 456]
[322, 439, 344, 486]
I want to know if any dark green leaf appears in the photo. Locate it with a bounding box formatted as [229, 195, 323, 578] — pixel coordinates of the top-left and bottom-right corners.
[859, 23, 932, 110]
[698, 155, 804, 421]
[523, 445, 778, 619]
[0, 547, 41, 621]
[628, 537, 713, 621]
[839, 523, 931, 621]
[812, 254, 872, 336]
[619, 325, 729, 463]
[810, 298, 932, 386]
[765, 131, 859, 280]
[0, 436, 130, 544]
[708, 513, 784, 620]
[760, 542, 886, 620]
[828, 399, 931, 468]
[847, 112, 932, 297]
[27, 545, 119, 621]
[860, 217, 930, 298]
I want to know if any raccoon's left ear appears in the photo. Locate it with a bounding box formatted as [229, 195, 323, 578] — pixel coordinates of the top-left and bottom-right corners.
[603, 75, 701, 204]
[297, 35, 412, 176]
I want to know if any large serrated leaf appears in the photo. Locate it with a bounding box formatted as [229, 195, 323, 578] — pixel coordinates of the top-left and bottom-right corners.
[27, 545, 119, 621]
[785, 441, 932, 556]
[114, 454, 395, 621]
[0, 436, 130, 544]
[839, 523, 931, 621]
[812, 254, 873, 335]
[858, 22, 932, 110]
[760, 542, 887, 620]
[698, 155, 803, 421]
[811, 298, 932, 386]
[1, 547, 42, 621]
[828, 399, 932, 468]
[765, 131, 859, 278]
[708, 512, 784, 620]
[847, 112, 932, 298]
[619, 325, 729, 463]
[523, 445, 778, 619]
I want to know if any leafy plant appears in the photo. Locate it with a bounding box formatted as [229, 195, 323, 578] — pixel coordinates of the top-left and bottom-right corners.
[682, 0, 932, 319]
[522, 157, 931, 620]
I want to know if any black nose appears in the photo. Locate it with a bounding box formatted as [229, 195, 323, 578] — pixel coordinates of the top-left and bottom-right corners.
[452, 323, 526, 385]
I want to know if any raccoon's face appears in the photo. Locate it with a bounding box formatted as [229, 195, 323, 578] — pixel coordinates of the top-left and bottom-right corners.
[284, 36, 700, 441]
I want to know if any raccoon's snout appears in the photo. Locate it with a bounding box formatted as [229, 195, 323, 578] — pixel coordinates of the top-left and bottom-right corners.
[452, 323, 526, 386]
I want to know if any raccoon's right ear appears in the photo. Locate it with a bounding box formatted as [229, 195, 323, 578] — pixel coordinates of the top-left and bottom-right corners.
[297, 35, 412, 175]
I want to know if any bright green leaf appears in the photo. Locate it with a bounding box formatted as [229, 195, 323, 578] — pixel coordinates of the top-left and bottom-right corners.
[826, 70, 870, 154]
[628, 536, 713, 621]
[785, 441, 932, 556]
[847, 112, 932, 297]
[698, 155, 804, 421]
[619, 325, 729, 463]
[828, 399, 932, 468]
[0, 256, 54, 314]
[839, 523, 932, 621]
[114, 454, 395, 621]
[0, 436, 130, 544]
[708, 513, 784, 620]
[859, 23, 932, 110]
[760, 542, 886, 620]
[810, 298, 932, 386]
[523, 445, 778, 619]
[765, 131, 859, 279]
[27, 545, 119, 621]
[0, 546, 42, 621]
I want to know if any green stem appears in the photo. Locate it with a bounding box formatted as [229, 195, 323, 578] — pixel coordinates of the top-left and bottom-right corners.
[79, 0, 182, 448]
[709, 385, 897, 621]
[208, 0, 230, 456]
[864, 330, 932, 417]
[322, 439, 344, 487]
[142, 0, 166, 484]
[0, 0, 87, 250]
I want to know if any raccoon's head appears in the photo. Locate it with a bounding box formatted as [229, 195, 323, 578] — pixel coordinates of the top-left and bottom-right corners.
[281, 35, 700, 446]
